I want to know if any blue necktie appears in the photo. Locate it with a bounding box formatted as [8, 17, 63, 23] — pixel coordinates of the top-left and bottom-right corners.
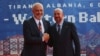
[57, 24, 60, 34]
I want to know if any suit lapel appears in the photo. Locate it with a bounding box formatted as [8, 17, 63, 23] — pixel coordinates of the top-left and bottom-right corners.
[30, 17, 40, 34]
[60, 21, 69, 36]
[53, 24, 59, 35]
[42, 19, 46, 32]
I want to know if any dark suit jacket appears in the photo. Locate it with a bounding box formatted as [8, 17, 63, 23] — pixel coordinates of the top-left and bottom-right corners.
[21, 17, 50, 56]
[48, 21, 80, 56]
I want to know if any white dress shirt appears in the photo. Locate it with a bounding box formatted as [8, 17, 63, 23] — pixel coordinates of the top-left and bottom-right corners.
[34, 18, 45, 34]
[56, 19, 64, 33]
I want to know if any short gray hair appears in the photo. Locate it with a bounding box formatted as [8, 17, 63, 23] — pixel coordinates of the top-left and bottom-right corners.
[54, 8, 63, 13]
[32, 2, 44, 9]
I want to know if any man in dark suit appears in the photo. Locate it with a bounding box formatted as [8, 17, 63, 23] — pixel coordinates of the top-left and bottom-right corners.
[48, 8, 80, 56]
[21, 2, 50, 56]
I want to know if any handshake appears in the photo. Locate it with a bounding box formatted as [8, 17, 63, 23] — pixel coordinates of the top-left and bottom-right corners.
[42, 33, 50, 43]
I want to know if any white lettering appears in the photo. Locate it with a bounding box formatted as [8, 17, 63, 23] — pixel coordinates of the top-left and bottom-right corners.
[89, 15, 96, 22]
[90, 3, 93, 7]
[79, 12, 88, 23]
[98, 3, 100, 7]
[67, 15, 76, 23]
[97, 12, 100, 22]
[12, 14, 27, 24]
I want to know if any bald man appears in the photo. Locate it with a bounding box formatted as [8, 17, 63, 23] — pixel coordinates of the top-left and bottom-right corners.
[21, 2, 50, 56]
[48, 8, 80, 56]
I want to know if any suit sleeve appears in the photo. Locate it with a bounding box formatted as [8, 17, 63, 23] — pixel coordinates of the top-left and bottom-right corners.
[71, 23, 80, 56]
[47, 26, 53, 47]
[23, 20, 42, 45]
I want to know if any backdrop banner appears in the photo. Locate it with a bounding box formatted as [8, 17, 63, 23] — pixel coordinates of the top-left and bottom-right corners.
[0, 0, 100, 56]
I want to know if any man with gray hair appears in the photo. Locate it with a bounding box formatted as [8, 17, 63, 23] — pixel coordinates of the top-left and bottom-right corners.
[21, 2, 50, 56]
[48, 8, 80, 56]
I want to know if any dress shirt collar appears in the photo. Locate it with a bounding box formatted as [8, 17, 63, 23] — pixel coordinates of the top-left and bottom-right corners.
[33, 17, 42, 25]
[56, 18, 64, 27]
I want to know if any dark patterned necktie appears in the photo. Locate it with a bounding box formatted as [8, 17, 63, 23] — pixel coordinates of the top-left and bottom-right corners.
[38, 21, 42, 36]
[38, 21, 42, 31]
